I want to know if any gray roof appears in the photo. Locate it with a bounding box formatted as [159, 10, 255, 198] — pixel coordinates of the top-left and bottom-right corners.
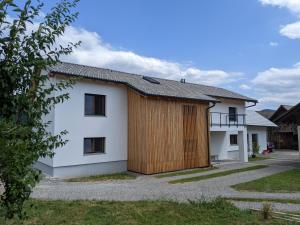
[257, 109, 275, 119]
[246, 110, 277, 127]
[49, 62, 257, 103]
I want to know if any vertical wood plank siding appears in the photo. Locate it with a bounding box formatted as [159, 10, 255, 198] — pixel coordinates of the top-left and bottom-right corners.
[127, 89, 210, 174]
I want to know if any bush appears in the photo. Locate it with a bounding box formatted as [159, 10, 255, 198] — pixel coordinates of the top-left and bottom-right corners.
[262, 202, 273, 220]
[252, 143, 260, 157]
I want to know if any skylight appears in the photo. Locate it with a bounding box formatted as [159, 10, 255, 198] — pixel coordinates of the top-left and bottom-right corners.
[142, 76, 160, 84]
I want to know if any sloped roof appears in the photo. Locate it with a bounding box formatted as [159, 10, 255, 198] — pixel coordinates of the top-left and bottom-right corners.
[246, 110, 277, 127]
[257, 109, 275, 119]
[274, 103, 300, 123]
[49, 62, 257, 103]
[282, 105, 293, 110]
[270, 104, 294, 121]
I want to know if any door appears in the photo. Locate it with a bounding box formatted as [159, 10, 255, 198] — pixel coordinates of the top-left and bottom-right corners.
[252, 133, 258, 150]
[183, 105, 199, 169]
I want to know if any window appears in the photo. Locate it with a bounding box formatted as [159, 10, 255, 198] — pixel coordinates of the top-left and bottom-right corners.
[84, 137, 105, 154]
[85, 94, 105, 116]
[230, 134, 238, 145]
[229, 107, 237, 121]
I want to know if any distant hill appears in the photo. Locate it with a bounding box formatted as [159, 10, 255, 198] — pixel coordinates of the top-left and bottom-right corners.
[257, 109, 275, 119]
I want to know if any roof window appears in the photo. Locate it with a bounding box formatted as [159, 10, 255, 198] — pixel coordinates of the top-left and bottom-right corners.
[142, 76, 160, 84]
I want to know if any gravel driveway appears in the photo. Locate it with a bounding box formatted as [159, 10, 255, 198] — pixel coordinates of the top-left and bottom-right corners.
[24, 151, 300, 212]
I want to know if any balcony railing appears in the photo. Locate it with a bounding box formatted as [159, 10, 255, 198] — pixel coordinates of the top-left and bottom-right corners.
[210, 112, 246, 127]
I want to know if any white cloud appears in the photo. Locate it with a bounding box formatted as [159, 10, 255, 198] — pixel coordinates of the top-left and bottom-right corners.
[251, 62, 300, 106]
[280, 21, 300, 39]
[269, 41, 279, 46]
[259, 0, 300, 39]
[259, 0, 300, 14]
[4, 14, 242, 87]
[59, 26, 241, 86]
[239, 84, 251, 90]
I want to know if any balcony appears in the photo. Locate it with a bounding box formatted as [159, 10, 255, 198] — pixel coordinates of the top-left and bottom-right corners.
[210, 112, 246, 127]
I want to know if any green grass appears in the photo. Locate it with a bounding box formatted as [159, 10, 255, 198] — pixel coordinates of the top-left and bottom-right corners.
[169, 165, 268, 184]
[0, 198, 296, 225]
[232, 169, 300, 193]
[66, 172, 136, 182]
[155, 166, 217, 178]
[248, 156, 270, 161]
[224, 197, 300, 205]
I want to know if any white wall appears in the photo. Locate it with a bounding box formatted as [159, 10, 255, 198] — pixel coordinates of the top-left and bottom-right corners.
[210, 129, 246, 161]
[209, 100, 248, 161]
[210, 101, 246, 132]
[51, 78, 128, 167]
[39, 77, 55, 167]
[247, 126, 267, 154]
[238, 130, 248, 162]
[210, 131, 227, 159]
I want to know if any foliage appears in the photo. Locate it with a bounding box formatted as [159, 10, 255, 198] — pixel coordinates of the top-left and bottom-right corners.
[0, 199, 293, 225]
[66, 172, 136, 182]
[0, 0, 79, 219]
[232, 169, 300, 193]
[262, 202, 273, 220]
[169, 165, 268, 184]
[252, 142, 260, 157]
[155, 166, 217, 178]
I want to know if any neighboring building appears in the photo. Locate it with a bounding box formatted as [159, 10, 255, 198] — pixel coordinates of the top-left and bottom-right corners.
[272, 103, 300, 152]
[268, 104, 299, 150]
[246, 110, 277, 154]
[37, 62, 258, 178]
[270, 105, 293, 121]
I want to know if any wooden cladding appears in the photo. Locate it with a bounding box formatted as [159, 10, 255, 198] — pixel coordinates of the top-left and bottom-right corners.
[183, 105, 199, 169]
[127, 89, 210, 174]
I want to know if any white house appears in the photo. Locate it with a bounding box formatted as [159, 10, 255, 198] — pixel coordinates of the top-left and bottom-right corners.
[246, 110, 277, 154]
[37, 62, 260, 178]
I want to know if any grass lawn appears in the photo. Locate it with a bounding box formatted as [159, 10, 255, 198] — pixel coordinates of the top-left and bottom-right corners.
[0, 198, 296, 225]
[169, 165, 268, 184]
[224, 197, 300, 205]
[248, 156, 270, 161]
[155, 166, 217, 178]
[232, 169, 300, 193]
[66, 172, 136, 182]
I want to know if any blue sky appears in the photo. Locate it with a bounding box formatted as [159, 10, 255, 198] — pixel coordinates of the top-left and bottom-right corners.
[23, 0, 300, 109]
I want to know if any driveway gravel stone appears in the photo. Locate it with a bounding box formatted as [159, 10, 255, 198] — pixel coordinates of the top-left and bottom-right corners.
[2, 151, 296, 212]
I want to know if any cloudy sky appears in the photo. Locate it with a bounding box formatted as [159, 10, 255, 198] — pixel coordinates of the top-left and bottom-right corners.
[40, 1, 300, 109]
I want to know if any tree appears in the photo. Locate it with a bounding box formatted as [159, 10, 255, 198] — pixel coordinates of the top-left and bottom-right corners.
[0, 0, 80, 219]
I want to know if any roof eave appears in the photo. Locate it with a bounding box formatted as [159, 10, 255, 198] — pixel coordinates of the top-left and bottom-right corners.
[49, 71, 220, 103]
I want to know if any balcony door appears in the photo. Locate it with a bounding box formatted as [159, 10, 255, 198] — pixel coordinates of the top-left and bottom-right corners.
[183, 105, 200, 169]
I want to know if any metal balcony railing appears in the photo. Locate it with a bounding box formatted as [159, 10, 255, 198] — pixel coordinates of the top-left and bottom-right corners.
[210, 112, 246, 127]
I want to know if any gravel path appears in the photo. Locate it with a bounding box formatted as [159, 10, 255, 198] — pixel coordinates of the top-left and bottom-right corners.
[0, 152, 287, 212]
[31, 161, 300, 204]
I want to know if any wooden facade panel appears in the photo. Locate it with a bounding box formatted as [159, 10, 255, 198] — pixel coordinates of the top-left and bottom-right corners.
[127, 89, 209, 174]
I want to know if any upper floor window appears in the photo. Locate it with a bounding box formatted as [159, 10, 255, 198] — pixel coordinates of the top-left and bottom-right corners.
[84, 137, 105, 154]
[85, 94, 106, 116]
[229, 107, 237, 122]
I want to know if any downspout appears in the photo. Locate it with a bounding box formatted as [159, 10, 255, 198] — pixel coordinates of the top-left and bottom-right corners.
[244, 101, 257, 127]
[206, 102, 216, 167]
[243, 101, 257, 161]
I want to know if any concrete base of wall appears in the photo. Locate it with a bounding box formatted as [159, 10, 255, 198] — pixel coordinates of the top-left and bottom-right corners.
[35, 160, 127, 178]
